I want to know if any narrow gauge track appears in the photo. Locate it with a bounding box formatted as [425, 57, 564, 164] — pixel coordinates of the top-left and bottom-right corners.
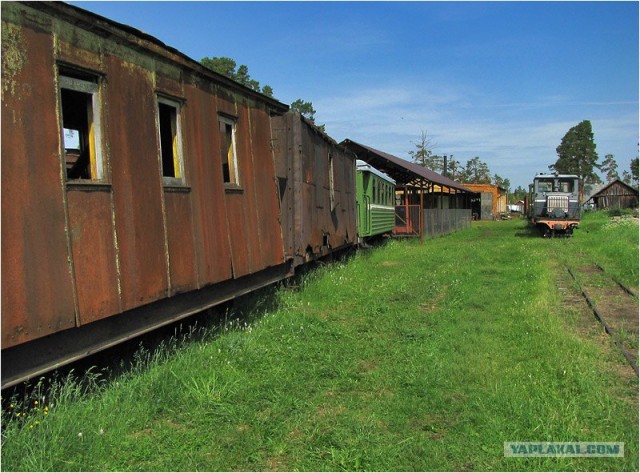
[564, 262, 639, 377]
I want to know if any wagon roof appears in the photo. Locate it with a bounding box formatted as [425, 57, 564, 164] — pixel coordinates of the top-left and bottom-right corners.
[356, 160, 396, 185]
[29, 1, 289, 113]
[342, 139, 472, 193]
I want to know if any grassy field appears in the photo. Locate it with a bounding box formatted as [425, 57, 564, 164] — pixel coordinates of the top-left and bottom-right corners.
[2, 213, 638, 471]
[563, 210, 639, 289]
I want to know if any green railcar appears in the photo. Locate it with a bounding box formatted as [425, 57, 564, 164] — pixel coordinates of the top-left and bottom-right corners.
[356, 160, 396, 239]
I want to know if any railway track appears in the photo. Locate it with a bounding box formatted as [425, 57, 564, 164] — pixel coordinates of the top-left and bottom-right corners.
[564, 262, 639, 377]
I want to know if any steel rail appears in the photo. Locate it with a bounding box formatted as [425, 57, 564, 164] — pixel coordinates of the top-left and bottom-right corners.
[565, 264, 639, 377]
[593, 263, 639, 298]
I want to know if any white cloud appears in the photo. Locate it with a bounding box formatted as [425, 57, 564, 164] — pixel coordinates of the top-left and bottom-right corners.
[314, 79, 638, 188]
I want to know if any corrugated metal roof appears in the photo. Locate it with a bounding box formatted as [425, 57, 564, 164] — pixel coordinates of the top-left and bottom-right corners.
[342, 139, 472, 193]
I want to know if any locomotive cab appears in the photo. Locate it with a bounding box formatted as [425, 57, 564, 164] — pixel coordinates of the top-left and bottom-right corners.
[529, 173, 580, 237]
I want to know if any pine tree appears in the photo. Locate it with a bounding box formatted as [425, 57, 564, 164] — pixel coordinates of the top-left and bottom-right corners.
[600, 154, 619, 182]
[408, 131, 439, 170]
[549, 120, 601, 201]
[462, 157, 491, 183]
[200, 56, 274, 97]
[631, 157, 639, 186]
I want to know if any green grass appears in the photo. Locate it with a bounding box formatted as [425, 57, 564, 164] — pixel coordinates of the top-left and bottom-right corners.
[565, 210, 639, 289]
[2, 215, 638, 471]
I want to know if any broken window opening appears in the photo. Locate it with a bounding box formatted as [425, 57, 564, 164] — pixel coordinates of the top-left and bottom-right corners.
[328, 153, 336, 211]
[219, 115, 239, 185]
[157, 97, 184, 184]
[59, 72, 103, 181]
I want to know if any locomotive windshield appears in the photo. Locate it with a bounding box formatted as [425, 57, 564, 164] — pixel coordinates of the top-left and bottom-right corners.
[536, 179, 553, 192]
[558, 180, 575, 192]
[535, 177, 576, 193]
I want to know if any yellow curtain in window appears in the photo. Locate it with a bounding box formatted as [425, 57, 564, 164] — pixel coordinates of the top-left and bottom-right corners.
[171, 114, 181, 179]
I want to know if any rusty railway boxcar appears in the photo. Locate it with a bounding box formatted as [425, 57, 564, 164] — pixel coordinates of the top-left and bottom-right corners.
[1, 1, 292, 387]
[271, 112, 358, 266]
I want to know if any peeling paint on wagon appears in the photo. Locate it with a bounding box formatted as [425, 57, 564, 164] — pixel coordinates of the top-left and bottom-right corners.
[67, 189, 121, 325]
[1, 0, 288, 363]
[2, 5, 77, 346]
[1, 22, 27, 98]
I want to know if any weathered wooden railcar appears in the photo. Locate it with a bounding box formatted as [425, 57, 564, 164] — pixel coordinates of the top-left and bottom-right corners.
[271, 112, 358, 266]
[1, 1, 291, 387]
[356, 161, 396, 239]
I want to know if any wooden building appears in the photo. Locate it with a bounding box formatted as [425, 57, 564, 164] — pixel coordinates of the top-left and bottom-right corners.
[462, 183, 507, 220]
[586, 180, 639, 210]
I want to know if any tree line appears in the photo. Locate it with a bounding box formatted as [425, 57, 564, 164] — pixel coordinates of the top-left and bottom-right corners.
[199, 56, 324, 131]
[409, 121, 638, 203]
[198, 57, 638, 202]
[549, 119, 638, 200]
[408, 130, 513, 194]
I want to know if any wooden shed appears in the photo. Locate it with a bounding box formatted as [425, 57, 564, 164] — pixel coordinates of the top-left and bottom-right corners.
[462, 183, 507, 220]
[587, 180, 639, 210]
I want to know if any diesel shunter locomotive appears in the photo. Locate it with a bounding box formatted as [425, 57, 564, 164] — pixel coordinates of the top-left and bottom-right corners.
[528, 173, 581, 237]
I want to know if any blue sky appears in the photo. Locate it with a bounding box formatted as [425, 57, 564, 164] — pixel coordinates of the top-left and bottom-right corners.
[74, 1, 638, 189]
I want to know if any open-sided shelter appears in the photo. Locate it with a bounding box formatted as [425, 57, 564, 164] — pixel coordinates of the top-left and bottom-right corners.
[341, 140, 473, 238]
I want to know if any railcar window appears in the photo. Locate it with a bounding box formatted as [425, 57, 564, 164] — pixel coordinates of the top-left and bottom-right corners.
[219, 115, 239, 185]
[59, 73, 104, 181]
[157, 97, 184, 184]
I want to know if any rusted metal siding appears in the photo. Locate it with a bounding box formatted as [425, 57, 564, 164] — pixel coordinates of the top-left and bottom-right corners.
[164, 191, 198, 295]
[2, 1, 288, 353]
[272, 112, 357, 266]
[183, 83, 233, 287]
[1, 7, 77, 347]
[233, 103, 261, 276]
[106, 56, 169, 311]
[249, 106, 286, 269]
[271, 116, 296, 261]
[335, 147, 357, 248]
[222, 102, 285, 278]
[67, 190, 121, 325]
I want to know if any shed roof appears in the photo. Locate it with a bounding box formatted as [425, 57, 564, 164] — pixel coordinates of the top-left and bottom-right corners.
[462, 183, 507, 194]
[588, 179, 639, 200]
[341, 139, 472, 193]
